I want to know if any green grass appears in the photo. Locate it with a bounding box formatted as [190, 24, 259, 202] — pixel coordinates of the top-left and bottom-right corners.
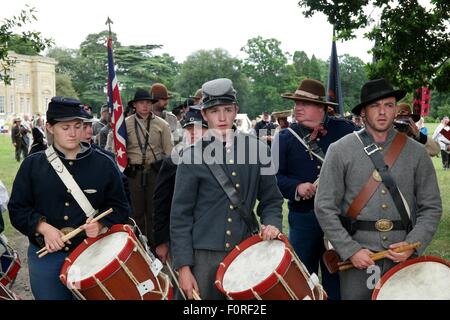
[0, 127, 449, 259]
[0, 134, 21, 235]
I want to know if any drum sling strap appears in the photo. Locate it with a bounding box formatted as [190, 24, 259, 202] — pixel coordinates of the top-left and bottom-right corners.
[45, 145, 96, 218]
[347, 129, 411, 232]
[287, 126, 325, 162]
[206, 163, 260, 235]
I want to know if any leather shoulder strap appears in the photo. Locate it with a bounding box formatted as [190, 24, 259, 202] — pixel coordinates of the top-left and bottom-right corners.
[45, 145, 96, 217]
[347, 132, 407, 219]
[206, 163, 259, 234]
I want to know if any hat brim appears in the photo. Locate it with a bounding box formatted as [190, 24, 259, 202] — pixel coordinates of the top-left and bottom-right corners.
[127, 98, 154, 108]
[52, 116, 86, 122]
[281, 94, 338, 106]
[181, 120, 208, 128]
[352, 89, 406, 116]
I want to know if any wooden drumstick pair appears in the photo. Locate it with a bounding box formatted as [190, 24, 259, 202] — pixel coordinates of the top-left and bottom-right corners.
[331, 242, 421, 273]
[35, 208, 113, 258]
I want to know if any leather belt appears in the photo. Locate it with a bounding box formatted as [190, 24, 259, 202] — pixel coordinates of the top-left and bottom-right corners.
[128, 164, 149, 170]
[356, 219, 405, 232]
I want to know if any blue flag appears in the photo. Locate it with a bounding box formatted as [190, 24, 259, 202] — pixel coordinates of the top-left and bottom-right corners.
[326, 29, 344, 116]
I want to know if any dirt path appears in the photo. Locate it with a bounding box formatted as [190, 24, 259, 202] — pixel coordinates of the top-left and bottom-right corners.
[6, 231, 34, 300]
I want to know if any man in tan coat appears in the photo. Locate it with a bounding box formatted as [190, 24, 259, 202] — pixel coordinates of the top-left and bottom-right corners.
[125, 88, 173, 246]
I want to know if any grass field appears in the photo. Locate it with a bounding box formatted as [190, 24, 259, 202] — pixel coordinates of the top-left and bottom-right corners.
[0, 124, 449, 259]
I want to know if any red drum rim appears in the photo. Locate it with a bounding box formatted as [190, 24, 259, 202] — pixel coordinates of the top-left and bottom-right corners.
[0, 250, 21, 286]
[215, 234, 292, 300]
[371, 255, 450, 300]
[60, 224, 137, 289]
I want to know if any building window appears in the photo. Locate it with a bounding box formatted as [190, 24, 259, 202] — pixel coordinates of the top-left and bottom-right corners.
[17, 74, 23, 87]
[25, 74, 30, 88]
[0, 96, 5, 114]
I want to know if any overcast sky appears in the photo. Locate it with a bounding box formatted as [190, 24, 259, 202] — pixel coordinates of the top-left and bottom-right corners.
[2, 0, 376, 63]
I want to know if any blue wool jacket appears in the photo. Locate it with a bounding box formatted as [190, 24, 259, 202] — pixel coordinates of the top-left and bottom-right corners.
[275, 116, 356, 213]
[8, 143, 130, 251]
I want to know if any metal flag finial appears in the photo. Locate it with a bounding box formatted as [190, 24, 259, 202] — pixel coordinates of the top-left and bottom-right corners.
[105, 17, 113, 35]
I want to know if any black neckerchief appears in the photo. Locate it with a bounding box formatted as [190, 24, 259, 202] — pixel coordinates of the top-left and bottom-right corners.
[292, 115, 329, 162]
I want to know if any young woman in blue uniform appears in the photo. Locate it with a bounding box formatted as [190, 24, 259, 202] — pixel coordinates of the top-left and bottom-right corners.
[8, 97, 130, 300]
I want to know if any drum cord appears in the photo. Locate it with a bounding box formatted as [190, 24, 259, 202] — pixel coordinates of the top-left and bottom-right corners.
[128, 235, 166, 298]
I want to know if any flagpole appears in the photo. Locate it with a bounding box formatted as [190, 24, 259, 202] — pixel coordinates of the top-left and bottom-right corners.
[105, 17, 128, 172]
[326, 27, 344, 116]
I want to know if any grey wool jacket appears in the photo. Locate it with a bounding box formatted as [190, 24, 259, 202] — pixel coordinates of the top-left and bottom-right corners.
[170, 131, 283, 270]
[315, 128, 442, 261]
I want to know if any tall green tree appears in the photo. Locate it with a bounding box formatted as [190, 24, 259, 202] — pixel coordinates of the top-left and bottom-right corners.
[174, 49, 250, 112]
[55, 74, 78, 98]
[298, 0, 450, 92]
[338, 54, 368, 113]
[292, 50, 310, 81]
[1, 6, 53, 83]
[48, 31, 179, 111]
[241, 37, 293, 116]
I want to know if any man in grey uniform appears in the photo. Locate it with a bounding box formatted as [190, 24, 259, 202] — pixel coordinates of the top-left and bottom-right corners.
[315, 78, 442, 299]
[170, 78, 283, 300]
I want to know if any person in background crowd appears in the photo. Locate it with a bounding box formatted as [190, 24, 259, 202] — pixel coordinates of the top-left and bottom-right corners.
[255, 111, 277, 146]
[11, 117, 30, 162]
[125, 88, 173, 247]
[432, 116, 450, 170]
[150, 83, 181, 145]
[394, 103, 440, 157]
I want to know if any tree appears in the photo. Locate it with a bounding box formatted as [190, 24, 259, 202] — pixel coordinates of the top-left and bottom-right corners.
[338, 54, 368, 113]
[241, 37, 293, 116]
[298, 0, 450, 92]
[0, 6, 53, 83]
[174, 49, 250, 112]
[48, 31, 179, 111]
[55, 74, 78, 98]
[292, 50, 310, 80]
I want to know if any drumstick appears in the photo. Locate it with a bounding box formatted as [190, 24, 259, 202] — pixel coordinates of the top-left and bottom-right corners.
[192, 289, 201, 300]
[166, 260, 187, 300]
[37, 208, 113, 258]
[338, 242, 421, 272]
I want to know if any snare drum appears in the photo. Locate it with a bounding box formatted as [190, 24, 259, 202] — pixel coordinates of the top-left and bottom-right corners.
[0, 282, 18, 300]
[216, 234, 326, 300]
[372, 256, 450, 300]
[60, 224, 173, 300]
[0, 237, 21, 286]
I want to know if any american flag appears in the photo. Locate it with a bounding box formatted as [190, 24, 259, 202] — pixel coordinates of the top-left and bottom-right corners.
[107, 36, 128, 172]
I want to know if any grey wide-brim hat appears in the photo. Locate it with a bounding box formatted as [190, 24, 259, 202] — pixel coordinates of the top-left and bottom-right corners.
[201, 78, 237, 109]
[352, 78, 406, 116]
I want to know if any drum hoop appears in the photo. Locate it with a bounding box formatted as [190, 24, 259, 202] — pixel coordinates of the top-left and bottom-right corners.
[0, 249, 21, 286]
[215, 234, 293, 300]
[60, 224, 138, 289]
[371, 255, 450, 300]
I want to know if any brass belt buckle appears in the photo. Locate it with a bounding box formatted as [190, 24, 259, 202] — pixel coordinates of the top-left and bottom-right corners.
[375, 219, 393, 232]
